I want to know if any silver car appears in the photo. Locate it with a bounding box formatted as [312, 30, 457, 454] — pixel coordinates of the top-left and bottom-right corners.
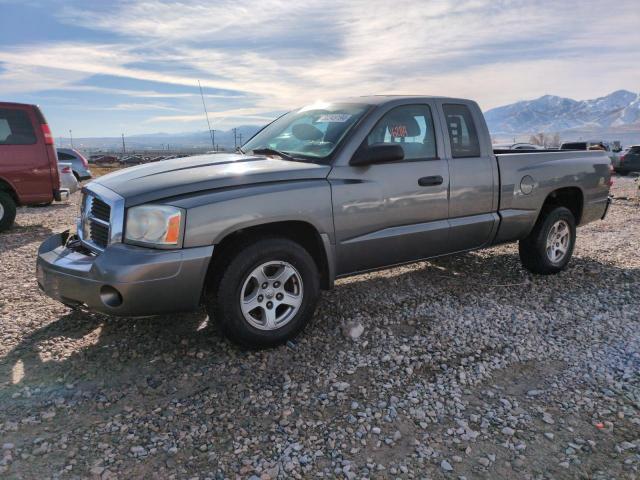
[56, 148, 92, 180]
[58, 162, 79, 194]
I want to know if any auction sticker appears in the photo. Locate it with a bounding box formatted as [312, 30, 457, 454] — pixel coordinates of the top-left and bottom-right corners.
[316, 114, 352, 123]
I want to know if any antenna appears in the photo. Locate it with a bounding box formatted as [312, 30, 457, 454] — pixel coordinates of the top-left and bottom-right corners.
[198, 80, 215, 150]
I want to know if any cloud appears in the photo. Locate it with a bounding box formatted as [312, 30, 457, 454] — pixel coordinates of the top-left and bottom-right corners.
[1, 0, 638, 135]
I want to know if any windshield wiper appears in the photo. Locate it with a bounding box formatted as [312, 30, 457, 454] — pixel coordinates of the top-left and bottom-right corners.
[251, 148, 301, 162]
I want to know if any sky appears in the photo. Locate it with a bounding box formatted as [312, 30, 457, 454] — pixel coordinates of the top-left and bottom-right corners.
[1, 0, 638, 137]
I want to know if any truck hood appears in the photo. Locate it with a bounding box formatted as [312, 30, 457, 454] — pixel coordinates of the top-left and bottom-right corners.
[94, 153, 331, 206]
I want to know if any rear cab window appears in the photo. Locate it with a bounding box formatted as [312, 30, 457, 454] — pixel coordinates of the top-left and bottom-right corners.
[0, 108, 37, 145]
[366, 104, 438, 160]
[442, 104, 480, 158]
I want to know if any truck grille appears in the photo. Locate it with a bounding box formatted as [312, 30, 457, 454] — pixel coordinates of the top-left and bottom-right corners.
[90, 197, 111, 222]
[80, 192, 112, 251]
[77, 185, 124, 253]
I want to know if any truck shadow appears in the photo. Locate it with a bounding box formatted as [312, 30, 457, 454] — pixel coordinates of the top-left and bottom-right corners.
[0, 224, 54, 252]
[1, 250, 638, 412]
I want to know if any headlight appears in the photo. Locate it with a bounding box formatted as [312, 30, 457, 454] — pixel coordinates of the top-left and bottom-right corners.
[124, 205, 183, 247]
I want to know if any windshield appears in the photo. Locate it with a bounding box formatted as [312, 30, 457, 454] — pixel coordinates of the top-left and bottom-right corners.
[242, 102, 370, 161]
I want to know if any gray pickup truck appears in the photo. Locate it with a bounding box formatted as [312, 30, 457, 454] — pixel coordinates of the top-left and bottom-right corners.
[37, 96, 612, 347]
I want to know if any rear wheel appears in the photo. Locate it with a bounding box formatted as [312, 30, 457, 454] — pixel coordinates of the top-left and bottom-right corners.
[206, 237, 320, 348]
[0, 191, 17, 232]
[519, 206, 576, 275]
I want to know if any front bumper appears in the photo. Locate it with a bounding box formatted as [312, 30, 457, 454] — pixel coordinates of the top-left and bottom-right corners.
[36, 231, 214, 316]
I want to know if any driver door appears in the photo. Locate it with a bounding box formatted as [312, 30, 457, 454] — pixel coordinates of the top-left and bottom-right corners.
[329, 103, 450, 275]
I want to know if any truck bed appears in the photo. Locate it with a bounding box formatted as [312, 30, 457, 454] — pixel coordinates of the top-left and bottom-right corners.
[492, 150, 611, 244]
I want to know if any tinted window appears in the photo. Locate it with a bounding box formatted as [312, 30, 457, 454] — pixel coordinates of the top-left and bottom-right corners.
[443, 104, 480, 158]
[58, 152, 74, 160]
[0, 108, 37, 145]
[630, 147, 640, 154]
[561, 142, 587, 150]
[367, 105, 437, 160]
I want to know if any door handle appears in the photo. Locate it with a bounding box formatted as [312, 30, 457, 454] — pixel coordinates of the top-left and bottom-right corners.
[418, 175, 443, 187]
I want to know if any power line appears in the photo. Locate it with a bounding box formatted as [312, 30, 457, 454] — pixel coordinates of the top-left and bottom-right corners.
[198, 80, 215, 150]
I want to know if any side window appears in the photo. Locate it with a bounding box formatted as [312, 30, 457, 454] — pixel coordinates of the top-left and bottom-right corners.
[58, 152, 74, 160]
[0, 108, 37, 145]
[367, 105, 437, 160]
[443, 104, 480, 158]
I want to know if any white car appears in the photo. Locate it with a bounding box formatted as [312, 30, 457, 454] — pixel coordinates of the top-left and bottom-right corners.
[58, 162, 79, 194]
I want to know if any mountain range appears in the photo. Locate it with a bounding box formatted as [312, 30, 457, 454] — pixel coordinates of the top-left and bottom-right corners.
[68, 90, 640, 151]
[484, 90, 640, 138]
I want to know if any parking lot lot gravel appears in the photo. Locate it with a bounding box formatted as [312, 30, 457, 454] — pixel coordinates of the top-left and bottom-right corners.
[1, 175, 639, 479]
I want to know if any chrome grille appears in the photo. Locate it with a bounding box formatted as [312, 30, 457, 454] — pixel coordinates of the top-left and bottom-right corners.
[77, 185, 124, 253]
[90, 197, 111, 222]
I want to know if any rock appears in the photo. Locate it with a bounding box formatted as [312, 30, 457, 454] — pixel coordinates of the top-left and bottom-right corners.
[526, 389, 544, 397]
[542, 413, 555, 424]
[544, 432, 554, 440]
[342, 321, 364, 340]
[440, 459, 453, 471]
[478, 457, 490, 467]
[502, 427, 515, 436]
[130, 446, 147, 456]
[333, 382, 350, 392]
[90, 466, 105, 476]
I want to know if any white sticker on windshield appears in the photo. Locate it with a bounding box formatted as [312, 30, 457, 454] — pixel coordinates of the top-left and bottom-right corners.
[316, 114, 352, 123]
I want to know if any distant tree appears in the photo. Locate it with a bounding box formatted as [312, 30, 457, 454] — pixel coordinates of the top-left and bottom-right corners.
[529, 132, 561, 148]
[529, 133, 545, 146]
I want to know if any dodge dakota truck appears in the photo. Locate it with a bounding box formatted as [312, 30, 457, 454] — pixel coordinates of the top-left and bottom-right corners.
[37, 96, 612, 347]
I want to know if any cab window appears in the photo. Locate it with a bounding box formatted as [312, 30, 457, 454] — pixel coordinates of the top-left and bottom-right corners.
[367, 105, 437, 160]
[443, 104, 480, 158]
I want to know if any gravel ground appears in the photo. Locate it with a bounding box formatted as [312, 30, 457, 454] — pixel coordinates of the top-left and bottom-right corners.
[1, 175, 639, 479]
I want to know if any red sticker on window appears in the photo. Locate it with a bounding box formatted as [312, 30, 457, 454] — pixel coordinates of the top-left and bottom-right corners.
[389, 124, 408, 137]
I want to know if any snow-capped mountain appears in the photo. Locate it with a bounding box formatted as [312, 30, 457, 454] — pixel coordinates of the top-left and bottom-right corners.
[485, 90, 640, 134]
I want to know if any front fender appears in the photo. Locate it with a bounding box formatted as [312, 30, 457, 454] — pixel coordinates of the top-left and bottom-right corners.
[166, 179, 334, 248]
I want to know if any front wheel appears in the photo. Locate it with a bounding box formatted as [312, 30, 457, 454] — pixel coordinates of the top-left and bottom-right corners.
[206, 237, 320, 348]
[519, 206, 576, 275]
[0, 191, 17, 232]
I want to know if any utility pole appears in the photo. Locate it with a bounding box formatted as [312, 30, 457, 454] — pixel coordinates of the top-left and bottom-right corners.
[233, 128, 237, 149]
[211, 129, 216, 151]
[198, 80, 215, 150]
[237, 133, 243, 147]
[69, 129, 74, 149]
[121, 133, 126, 155]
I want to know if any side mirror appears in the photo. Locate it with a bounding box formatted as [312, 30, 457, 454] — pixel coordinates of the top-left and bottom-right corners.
[350, 144, 404, 166]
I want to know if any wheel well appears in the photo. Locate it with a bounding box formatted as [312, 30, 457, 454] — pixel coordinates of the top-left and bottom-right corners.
[208, 221, 332, 290]
[0, 179, 18, 204]
[541, 187, 583, 224]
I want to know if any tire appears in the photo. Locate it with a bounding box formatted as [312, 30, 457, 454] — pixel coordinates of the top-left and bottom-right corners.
[206, 237, 320, 348]
[0, 191, 17, 233]
[519, 206, 576, 275]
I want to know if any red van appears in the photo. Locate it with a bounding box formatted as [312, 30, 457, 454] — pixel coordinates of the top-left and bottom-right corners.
[0, 102, 64, 232]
